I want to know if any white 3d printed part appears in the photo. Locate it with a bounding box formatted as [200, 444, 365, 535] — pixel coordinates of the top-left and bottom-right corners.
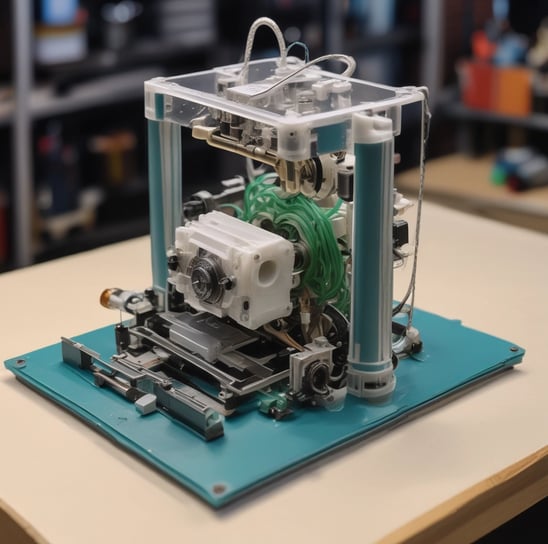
[175, 211, 294, 329]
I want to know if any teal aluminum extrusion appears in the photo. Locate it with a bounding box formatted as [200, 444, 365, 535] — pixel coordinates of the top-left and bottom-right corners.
[348, 114, 395, 399]
[147, 118, 182, 294]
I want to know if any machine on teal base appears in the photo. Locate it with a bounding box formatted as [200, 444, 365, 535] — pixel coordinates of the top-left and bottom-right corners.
[5, 18, 524, 507]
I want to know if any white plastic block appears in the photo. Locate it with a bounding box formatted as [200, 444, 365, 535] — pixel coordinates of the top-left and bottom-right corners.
[135, 393, 157, 415]
[175, 211, 294, 329]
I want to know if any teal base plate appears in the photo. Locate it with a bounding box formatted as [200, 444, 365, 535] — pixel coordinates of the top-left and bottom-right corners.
[5, 308, 524, 507]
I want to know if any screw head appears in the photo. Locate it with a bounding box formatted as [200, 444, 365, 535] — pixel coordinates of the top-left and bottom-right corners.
[212, 483, 227, 495]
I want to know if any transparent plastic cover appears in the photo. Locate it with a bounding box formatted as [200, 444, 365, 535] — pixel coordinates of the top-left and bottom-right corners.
[144, 57, 423, 160]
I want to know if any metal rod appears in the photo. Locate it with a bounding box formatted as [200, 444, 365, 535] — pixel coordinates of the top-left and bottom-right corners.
[192, 125, 277, 167]
[12, 0, 34, 267]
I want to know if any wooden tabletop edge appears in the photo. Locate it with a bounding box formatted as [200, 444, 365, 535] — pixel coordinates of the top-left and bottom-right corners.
[0, 498, 50, 544]
[377, 445, 548, 544]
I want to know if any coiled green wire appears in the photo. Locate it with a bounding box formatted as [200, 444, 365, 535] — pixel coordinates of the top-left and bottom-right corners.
[241, 173, 349, 315]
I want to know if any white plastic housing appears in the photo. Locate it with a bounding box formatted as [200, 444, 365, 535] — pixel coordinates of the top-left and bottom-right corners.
[175, 211, 294, 329]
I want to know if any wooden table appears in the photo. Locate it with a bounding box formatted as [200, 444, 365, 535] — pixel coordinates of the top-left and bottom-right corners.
[1, 201, 547, 543]
[396, 153, 548, 233]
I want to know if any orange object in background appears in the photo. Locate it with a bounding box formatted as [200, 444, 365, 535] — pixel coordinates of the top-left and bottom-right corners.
[88, 130, 137, 187]
[459, 60, 532, 116]
[494, 66, 532, 116]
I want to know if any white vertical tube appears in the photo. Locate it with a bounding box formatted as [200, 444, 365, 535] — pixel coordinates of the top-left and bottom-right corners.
[347, 113, 396, 401]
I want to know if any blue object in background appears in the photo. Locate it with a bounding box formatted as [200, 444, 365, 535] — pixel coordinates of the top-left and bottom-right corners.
[493, 33, 528, 66]
[492, 147, 548, 191]
[40, 0, 79, 26]
[37, 122, 80, 216]
[367, 0, 396, 35]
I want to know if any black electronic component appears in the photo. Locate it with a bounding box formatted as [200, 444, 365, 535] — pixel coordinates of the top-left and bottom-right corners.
[183, 191, 214, 221]
[303, 360, 331, 396]
[393, 220, 409, 248]
[115, 323, 130, 352]
[337, 169, 354, 201]
[167, 281, 186, 313]
[167, 254, 179, 271]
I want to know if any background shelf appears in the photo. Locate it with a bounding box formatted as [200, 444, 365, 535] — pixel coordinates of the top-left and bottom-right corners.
[2, 0, 430, 271]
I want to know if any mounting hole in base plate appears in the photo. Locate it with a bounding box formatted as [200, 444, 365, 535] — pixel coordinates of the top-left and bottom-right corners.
[212, 483, 227, 495]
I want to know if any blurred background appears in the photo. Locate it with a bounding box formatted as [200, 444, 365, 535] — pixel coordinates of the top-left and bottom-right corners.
[2, 0, 548, 271]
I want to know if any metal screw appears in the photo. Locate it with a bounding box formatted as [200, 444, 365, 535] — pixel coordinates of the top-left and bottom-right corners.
[212, 483, 226, 495]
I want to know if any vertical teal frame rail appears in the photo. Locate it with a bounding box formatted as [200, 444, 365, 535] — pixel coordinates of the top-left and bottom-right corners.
[347, 113, 396, 399]
[147, 119, 182, 296]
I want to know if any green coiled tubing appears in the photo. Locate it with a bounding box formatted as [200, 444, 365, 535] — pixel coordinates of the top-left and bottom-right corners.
[225, 173, 350, 316]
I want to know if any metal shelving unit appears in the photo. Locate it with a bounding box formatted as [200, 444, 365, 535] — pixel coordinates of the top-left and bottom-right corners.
[444, 100, 548, 131]
[6, 0, 217, 269]
[325, 0, 442, 99]
[438, 85, 548, 155]
[7, 0, 440, 270]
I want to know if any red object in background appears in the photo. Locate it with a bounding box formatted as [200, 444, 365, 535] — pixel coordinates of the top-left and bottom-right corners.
[471, 30, 497, 60]
[506, 175, 522, 192]
[459, 60, 495, 110]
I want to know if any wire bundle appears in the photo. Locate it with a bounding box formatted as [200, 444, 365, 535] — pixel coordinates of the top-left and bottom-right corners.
[235, 173, 349, 315]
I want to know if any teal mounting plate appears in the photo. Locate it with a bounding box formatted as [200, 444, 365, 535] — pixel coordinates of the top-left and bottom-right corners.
[5, 308, 523, 508]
